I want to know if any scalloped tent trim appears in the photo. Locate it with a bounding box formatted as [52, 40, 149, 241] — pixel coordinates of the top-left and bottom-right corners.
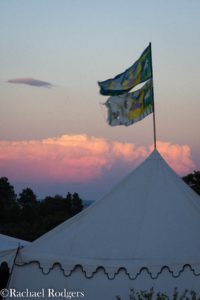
[15, 261, 200, 280]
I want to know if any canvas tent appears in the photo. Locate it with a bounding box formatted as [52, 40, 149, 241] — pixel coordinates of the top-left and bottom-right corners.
[8, 150, 200, 299]
[0, 234, 30, 269]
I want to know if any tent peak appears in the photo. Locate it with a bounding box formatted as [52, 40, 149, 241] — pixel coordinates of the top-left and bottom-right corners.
[147, 149, 163, 161]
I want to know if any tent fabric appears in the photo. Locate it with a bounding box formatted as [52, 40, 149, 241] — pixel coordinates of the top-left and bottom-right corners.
[0, 234, 30, 268]
[0, 234, 29, 251]
[14, 150, 200, 278]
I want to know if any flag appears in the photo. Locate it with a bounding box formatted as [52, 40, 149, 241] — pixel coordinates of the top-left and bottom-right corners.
[98, 45, 152, 96]
[105, 79, 153, 126]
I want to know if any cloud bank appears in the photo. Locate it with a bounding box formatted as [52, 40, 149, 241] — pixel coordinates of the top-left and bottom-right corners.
[7, 78, 52, 88]
[0, 134, 195, 184]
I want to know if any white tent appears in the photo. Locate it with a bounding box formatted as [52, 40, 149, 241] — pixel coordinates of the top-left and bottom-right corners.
[0, 234, 30, 268]
[8, 150, 200, 299]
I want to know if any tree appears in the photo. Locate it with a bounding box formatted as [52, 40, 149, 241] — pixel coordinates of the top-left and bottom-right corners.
[0, 177, 17, 221]
[18, 188, 37, 208]
[183, 171, 200, 196]
[37, 195, 71, 236]
[66, 192, 83, 215]
[40, 195, 66, 214]
[0, 177, 84, 240]
[66, 192, 72, 212]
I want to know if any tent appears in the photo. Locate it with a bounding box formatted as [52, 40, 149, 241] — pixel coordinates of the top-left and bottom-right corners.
[8, 150, 200, 299]
[0, 234, 30, 268]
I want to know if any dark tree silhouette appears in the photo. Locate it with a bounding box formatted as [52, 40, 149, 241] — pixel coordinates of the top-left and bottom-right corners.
[66, 192, 83, 215]
[0, 176, 85, 241]
[0, 177, 17, 208]
[0, 177, 17, 222]
[71, 192, 83, 215]
[183, 171, 200, 196]
[18, 187, 38, 208]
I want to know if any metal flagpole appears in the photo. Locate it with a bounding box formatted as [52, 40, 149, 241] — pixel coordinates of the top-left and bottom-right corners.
[149, 42, 157, 150]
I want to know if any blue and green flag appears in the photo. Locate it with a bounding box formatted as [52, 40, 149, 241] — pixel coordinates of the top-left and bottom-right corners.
[98, 45, 152, 96]
[105, 79, 153, 126]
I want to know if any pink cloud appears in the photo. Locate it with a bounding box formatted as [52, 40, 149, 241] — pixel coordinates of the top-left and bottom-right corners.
[0, 134, 196, 184]
[154, 141, 196, 175]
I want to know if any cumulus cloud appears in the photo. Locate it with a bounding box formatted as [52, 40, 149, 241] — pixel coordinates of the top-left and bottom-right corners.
[153, 141, 196, 175]
[0, 134, 196, 184]
[7, 78, 52, 88]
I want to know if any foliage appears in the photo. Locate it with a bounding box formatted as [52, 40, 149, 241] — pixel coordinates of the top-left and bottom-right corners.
[0, 177, 17, 222]
[116, 288, 200, 300]
[66, 192, 83, 215]
[183, 171, 200, 196]
[0, 177, 83, 241]
[18, 188, 38, 208]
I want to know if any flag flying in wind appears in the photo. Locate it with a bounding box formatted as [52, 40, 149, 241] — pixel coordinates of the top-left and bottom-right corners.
[105, 79, 153, 126]
[98, 45, 152, 96]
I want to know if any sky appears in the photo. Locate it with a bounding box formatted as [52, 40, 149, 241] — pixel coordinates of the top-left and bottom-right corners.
[0, 0, 200, 200]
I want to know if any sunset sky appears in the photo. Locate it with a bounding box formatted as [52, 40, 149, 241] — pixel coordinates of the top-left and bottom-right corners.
[0, 0, 200, 200]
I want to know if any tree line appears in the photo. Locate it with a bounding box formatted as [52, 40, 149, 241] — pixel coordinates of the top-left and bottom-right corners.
[0, 171, 200, 242]
[0, 177, 83, 241]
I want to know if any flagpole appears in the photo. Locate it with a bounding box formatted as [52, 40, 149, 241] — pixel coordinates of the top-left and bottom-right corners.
[149, 42, 157, 150]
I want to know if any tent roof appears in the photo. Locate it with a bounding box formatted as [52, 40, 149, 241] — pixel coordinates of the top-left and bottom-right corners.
[16, 150, 200, 278]
[0, 234, 30, 267]
[0, 234, 29, 251]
